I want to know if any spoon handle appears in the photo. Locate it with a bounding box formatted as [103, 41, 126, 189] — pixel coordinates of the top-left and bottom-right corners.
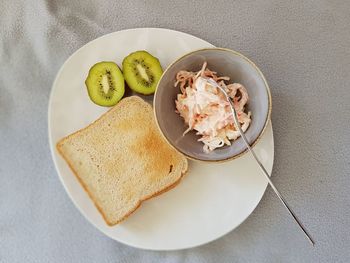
[206, 78, 315, 246]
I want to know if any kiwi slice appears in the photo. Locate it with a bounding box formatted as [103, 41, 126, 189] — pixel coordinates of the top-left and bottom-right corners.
[122, 51, 163, 95]
[85, 62, 125, 106]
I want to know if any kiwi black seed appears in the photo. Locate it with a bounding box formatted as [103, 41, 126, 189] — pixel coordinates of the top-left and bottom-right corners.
[122, 51, 163, 95]
[85, 62, 125, 106]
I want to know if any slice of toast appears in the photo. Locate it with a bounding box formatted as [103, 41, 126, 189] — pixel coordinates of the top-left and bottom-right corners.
[57, 96, 188, 226]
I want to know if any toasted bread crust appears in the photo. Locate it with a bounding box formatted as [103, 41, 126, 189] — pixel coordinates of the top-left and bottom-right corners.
[56, 96, 188, 226]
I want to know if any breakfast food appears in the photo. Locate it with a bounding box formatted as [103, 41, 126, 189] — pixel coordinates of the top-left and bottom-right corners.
[57, 96, 188, 225]
[85, 62, 125, 106]
[85, 51, 163, 106]
[122, 51, 163, 95]
[175, 62, 251, 153]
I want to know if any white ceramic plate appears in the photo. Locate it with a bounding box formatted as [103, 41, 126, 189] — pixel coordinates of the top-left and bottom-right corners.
[48, 28, 274, 250]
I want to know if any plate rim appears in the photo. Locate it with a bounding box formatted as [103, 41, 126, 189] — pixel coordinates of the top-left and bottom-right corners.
[48, 27, 274, 250]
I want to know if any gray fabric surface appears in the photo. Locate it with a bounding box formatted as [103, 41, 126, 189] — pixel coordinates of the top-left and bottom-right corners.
[1, 0, 349, 262]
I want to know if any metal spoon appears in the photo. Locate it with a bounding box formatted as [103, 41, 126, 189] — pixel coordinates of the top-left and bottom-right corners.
[202, 77, 315, 246]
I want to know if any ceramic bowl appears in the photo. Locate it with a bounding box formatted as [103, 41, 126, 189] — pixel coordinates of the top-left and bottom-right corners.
[154, 48, 272, 162]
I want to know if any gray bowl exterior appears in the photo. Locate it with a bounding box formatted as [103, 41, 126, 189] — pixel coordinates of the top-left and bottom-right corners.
[154, 48, 271, 162]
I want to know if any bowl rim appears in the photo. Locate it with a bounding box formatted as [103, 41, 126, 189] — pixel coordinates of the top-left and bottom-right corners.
[153, 47, 272, 163]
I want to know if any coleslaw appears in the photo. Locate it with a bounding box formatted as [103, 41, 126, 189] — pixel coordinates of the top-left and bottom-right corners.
[175, 62, 251, 153]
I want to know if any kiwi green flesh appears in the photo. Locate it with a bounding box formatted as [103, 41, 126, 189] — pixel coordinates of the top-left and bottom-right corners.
[85, 62, 125, 107]
[122, 51, 163, 95]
